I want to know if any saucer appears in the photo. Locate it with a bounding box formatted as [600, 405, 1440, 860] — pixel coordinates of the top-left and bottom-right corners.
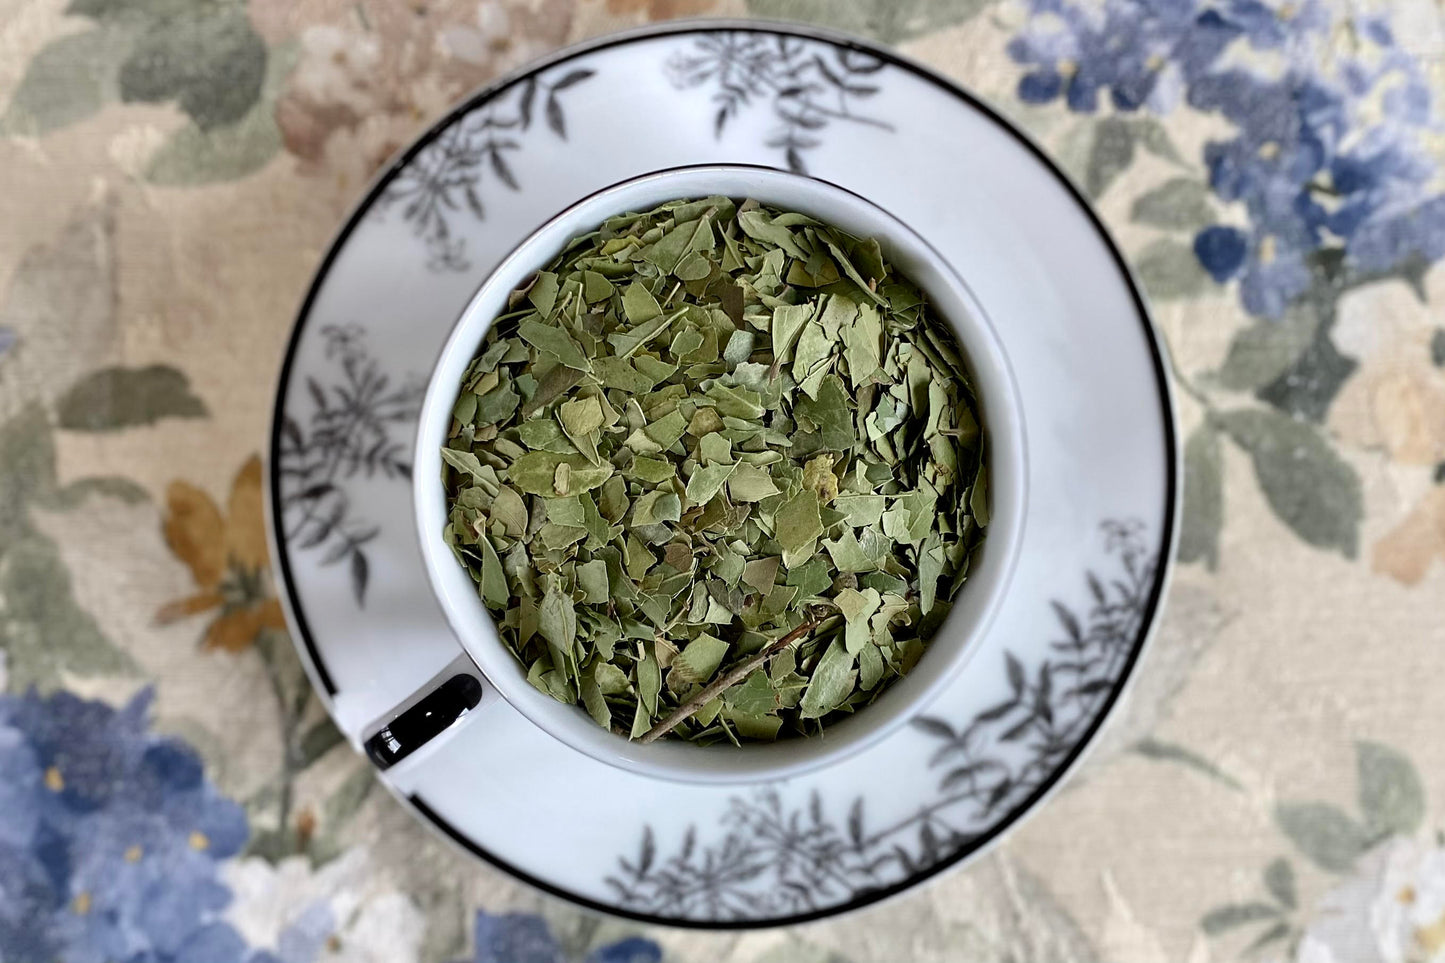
[267, 20, 1178, 926]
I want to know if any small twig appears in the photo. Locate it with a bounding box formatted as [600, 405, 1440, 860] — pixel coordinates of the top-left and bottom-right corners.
[639, 617, 823, 744]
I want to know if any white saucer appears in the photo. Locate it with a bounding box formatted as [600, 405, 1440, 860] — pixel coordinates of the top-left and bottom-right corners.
[267, 20, 1178, 926]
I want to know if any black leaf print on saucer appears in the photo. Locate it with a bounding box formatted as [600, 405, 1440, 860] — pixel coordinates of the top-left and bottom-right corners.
[666, 34, 893, 174]
[278, 326, 423, 604]
[913, 519, 1153, 816]
[607, 520, 1154, 920]
[376, 67, 596, 271]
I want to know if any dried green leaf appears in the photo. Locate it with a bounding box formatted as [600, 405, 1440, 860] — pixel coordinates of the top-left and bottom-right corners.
[859, 643, 885, 690]
[824, 530, 878, 574]
[685, 463, 736, 506]
[800, 640, 857, 718]
[621, 281, 663, 324]
[594, 661, 629, 694]
[738, 208, 808, 258]
[844, 303, 883, 387]
[729, 462, 780, 502]
[834, 494, 885, 528]
[528, 271, 560, 315]
[577, 559, 610, 603]
[638, 647, 662, 714]
[517, 418, 575, 454]
[518, 319, 591, 372]
[671, 633, 730, 686]
[441, 447, 490, 482]
[580, 672, 610, 728]
[786, 557, 833, 599]
[969, 461, 990, 527]
[741, 556, 781, 595]
[509, 451, 612, 496]
[724, 670, 779, 715]
[835, 587, 882, 654]
[795, 375, 855, 451]
[776, 490, 824, 562]
[630, 456, 676, 484]
[489, 485, 528, 536]
[723, 330, 755, 367]
[479, 537, 509, 609]
[726, 710, 783, 740]
[558, 396, 604, 436]
[632, 490, 682, 526]
[538, 581, 577, 677]
[771, 303, 813, 364]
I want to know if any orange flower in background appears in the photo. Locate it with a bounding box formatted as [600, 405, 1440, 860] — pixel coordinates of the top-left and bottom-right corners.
[1368, 367, 1445, 584]
[1374, 486, 1445, 586]
[1330, 276, 1445, 586]
[157, 455, 287, 651]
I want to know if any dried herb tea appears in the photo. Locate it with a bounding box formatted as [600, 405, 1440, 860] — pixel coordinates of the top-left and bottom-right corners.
[441, 196, 987, 745]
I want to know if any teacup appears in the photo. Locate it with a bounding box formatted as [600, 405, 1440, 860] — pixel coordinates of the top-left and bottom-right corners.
[395, 164, 1026, 785]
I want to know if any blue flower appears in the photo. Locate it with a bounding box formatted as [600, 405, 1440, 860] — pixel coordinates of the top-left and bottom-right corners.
[1194, 224, 1314, 317]
[1238, 240, 1313, 318]
[1193, 226, 1249, 282]
[1009, 0, 1445, 319]
[467, 910, 561, 963]
[1217, 0, 1331, 52]
[589, 936, 662, 963]
[1018, 70, 1063, 104]
[0, 688, 270, 963]
[0, 690, 666, 963]
[1347, 196, 1445, 274]
[1009, 0, 1229, 114]
[456, 910, 662, 963]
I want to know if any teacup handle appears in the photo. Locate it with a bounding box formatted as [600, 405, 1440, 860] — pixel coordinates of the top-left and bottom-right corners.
[360, 652, 497, 784]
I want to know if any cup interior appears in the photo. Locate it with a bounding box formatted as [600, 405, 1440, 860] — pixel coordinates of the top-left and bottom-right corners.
[414, 164, 1027, 784]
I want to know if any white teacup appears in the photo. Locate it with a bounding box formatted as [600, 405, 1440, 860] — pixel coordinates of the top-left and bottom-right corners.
[406, 164, 1027, 785]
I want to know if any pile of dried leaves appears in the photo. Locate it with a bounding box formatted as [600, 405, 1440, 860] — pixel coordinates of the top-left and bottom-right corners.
[441, 197, 987, 744]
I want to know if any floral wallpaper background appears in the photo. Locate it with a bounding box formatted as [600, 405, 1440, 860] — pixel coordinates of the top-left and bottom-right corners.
[0, 0, 1443, 959]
